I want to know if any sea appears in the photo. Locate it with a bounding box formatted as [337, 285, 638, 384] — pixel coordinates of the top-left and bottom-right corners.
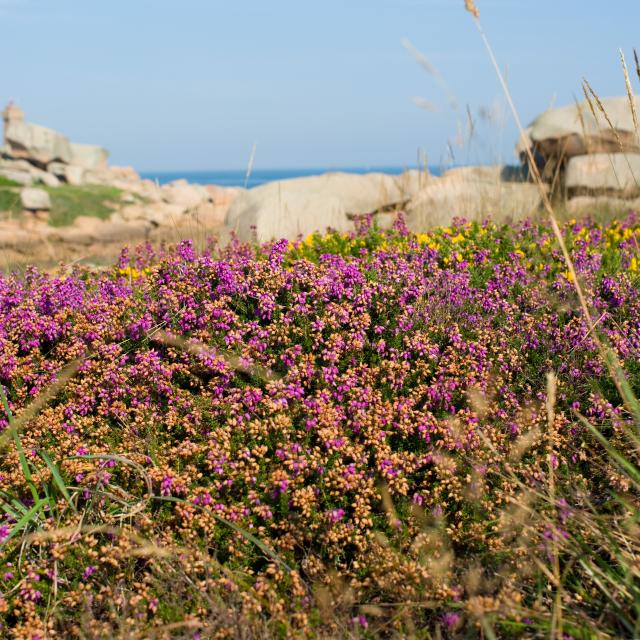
[139, 166, 441, 189]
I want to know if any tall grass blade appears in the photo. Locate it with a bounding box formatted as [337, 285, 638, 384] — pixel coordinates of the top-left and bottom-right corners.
[2, 497, 49, 545]
[39, 450, 76, 512]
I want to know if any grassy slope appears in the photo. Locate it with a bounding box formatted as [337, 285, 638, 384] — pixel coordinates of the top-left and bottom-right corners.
[44, 184, 123, 226]
[0, 183, 123, 226]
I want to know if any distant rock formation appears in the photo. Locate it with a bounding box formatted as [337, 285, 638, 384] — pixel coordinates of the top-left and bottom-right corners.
[2, 102, 108, 177]
[517, 96, 640, 210]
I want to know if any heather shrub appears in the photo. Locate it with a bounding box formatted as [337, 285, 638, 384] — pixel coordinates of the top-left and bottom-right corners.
[0, 215, 639, 638]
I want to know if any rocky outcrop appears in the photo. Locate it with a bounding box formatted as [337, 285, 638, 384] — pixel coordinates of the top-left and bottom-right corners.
[1, 102, 108, 185]
[517, 97, 640, 212]
[225, 171, 423, 242]
[4, 119, 72, 166]
[522, 96, 640, 180]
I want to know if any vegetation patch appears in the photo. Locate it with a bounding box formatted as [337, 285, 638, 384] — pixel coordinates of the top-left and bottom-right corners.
[0, 176, 21, 188]
[0, 189, 21, 216]
[45, 184, 123, 227]
[0, 216, 639, 638]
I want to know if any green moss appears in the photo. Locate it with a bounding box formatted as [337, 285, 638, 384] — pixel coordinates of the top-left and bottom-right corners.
[45, 184, 123, 227]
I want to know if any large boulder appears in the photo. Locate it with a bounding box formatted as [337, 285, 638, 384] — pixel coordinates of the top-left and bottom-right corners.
[565, 153, 640, 195]
[20, 187, 51, 211]
[530, 97, 640, 143]
[225, 171, 422, 243]
[405, 170, 543, 231]
[69, 143, 108, 170]
[4, 120, 72, 166]
[34, 170, 60, 188]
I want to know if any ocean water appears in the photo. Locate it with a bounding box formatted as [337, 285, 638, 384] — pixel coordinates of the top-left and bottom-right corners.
[139, 166, 441, 188]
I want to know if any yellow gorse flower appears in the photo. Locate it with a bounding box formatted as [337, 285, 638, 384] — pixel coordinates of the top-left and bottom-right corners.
[118, 267, 151, 279]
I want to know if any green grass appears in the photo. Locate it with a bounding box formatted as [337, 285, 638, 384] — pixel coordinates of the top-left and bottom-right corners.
[44, 184, 123, 227]
[0, 184, 124, 226]
[0, 188, 21, 215]
[0, 175, 21, 187]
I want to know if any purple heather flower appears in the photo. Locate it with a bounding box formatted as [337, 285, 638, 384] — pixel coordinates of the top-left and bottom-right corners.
[328, 508, 345, 523]
[351, 614, 368, 629]
[83, 566, 97, 579]
[442, 611, 461, 628]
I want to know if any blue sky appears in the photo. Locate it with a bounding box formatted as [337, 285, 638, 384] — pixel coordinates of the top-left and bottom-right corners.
[1, 0, 638, 170]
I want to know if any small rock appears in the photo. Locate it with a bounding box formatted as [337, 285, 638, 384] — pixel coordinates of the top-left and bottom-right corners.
[36, 172, 60, 188]
[20, 187, 51, 211]
[161, 182, 210, 208]
[46, 162, 67, 178]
